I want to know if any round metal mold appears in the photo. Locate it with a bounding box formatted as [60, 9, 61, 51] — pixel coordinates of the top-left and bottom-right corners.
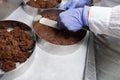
[33, 9, 87, 55]
[22, 0, 62, 16]
[0, 20, 36, 78]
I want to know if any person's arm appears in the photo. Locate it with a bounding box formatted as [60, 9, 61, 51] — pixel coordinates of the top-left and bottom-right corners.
[89, 5, 120, 38]
[58, 5, 120, 39]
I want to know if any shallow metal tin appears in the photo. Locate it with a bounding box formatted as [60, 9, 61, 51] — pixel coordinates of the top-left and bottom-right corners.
[0, 20, 36, 78]
[22, 0, 62, 16]
[33, 9, 87, 55]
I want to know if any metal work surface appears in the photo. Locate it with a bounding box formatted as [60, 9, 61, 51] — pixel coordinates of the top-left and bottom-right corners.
[84, 32, 96, 80]
[0, 4, 96, 80]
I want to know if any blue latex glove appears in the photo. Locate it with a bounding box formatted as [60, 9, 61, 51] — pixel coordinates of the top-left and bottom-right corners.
[60, 0, 89, 10]
[58, 6, 89, 32]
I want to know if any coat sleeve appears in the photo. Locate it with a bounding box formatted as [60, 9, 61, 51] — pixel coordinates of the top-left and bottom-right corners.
[88, 5, 120, 39]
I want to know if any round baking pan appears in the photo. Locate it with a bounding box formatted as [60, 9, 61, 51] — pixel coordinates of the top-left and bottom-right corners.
[33, 9, 87, 55]
[0, 20, 36, 78]
[22, 0, 62, 16]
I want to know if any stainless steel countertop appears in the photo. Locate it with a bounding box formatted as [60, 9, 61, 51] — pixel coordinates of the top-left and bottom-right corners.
[0, 3, 96, 79]
[0, 0, 22, 20]
[84, 32, 96, 80]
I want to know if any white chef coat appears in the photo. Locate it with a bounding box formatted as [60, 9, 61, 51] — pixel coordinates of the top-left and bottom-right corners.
[89, 0, 120, 80]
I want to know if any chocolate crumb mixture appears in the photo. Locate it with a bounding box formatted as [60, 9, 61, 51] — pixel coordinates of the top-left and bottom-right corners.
[33, 10, 86, 45]
[0, 27, 34, 72]
[2, 61, 16, 72]
[10, 27, 34, 51]
[27, 0, 60, 8]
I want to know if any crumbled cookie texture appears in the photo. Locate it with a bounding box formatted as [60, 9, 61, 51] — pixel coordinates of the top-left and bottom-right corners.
[0, 27, 34, 72]
[27, 0, 59, 8]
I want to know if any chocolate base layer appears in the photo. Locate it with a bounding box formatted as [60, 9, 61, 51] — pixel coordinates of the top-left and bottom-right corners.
[33, 9, 87, 45]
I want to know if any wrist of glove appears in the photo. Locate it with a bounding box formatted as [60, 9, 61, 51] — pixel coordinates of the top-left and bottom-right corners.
[60, 0, 89, 10]
[58, 6, 89, 32]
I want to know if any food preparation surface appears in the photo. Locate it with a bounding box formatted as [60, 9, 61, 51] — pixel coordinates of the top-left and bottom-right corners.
[0, 6, 91, 80]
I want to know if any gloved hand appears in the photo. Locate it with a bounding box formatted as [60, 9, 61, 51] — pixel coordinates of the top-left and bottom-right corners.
[60, 0, 89, 10]
[58, 6, 89, 32]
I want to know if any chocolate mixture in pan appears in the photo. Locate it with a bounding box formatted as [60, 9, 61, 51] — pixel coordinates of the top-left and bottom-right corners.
[33, 10, 86, 45]
[27, 0, 60, 8]
[0, 27, 34, 72]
